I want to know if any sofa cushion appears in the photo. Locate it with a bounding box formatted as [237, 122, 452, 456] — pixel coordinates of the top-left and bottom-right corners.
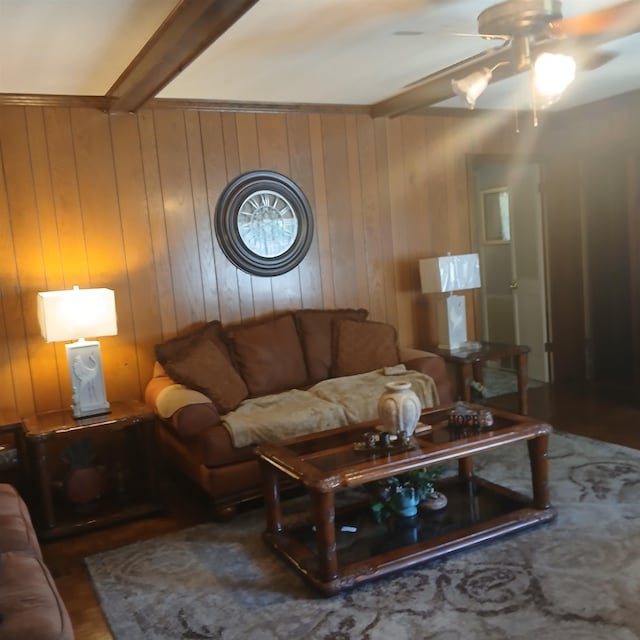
[162, 335, 248, 414]
[227, 314, 308, 396]
[155, 320, 230, 364]
[0, 551, 74, 640]
[295, 308, 368, 383]
[0, 484, 41, 558]
[332, 319, 400, 377]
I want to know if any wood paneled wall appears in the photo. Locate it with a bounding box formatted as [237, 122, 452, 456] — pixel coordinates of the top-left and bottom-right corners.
[3, 93, 639, 414]
[1, 104, 527, 415]
[539, 90, 640, 384]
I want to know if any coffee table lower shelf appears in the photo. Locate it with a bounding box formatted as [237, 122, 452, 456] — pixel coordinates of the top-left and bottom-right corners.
[263, 475, 557, 596]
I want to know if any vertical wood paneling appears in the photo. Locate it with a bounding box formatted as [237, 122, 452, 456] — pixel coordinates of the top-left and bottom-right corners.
[256, 113, 302, 312]
[70, 108, 138, 401]
[373, 116, 398, 328]
[24, 107, 64, 413]
[385, 117, 413, 343]
[345, 115, 370, 312]
[541, 143, 587, 382]
[200, 111, 241, 325]
[308, 114, 334, 309]
[43, 109, 90, 286]
[286, 114, 323, 309]
[184, 111, 220, 323]
[356, 114, 386, 321]
[236, 112, 270, 319]
[3, 94, 635, 414]
[0, 107, 39, 415]
[110, 113, 163, 392]
[321, 115, 358, 308]
[223, 113, 256, 321]
[0, 138, 21, 414]
[138, 109, 177, 341]
[154, 110, 206, 330]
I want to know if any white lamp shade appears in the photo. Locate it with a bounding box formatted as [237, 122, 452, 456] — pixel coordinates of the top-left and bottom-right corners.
[419, 254, 481, 294]
[37, 287, 117, 342]
[451, 68, 492, 109]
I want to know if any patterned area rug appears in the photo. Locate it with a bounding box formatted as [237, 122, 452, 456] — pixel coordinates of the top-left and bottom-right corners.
[478, 367, 545, 399]
[86, 433, 640, 640]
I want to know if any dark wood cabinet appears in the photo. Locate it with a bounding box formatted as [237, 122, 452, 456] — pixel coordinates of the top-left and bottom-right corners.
[23, 400, 162, 540]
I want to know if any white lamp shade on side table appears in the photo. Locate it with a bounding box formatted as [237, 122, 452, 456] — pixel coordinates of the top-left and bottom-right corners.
[37, 287, 118, 418]
[419, 254, 481, 350]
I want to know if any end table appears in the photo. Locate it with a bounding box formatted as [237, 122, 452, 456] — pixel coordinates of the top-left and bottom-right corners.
[23, 400, 162, 539]
[430, 341, 530, 415]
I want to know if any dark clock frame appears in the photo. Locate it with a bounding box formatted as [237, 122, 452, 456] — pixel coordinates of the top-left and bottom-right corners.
[214, 170, 314, 277]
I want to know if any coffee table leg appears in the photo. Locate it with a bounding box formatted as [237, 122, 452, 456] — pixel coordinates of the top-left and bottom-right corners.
[528, 433, 551, 510]
[311, 491, 338, 582]
[458, 457, 473, 479]
[260, 459, 283, 533]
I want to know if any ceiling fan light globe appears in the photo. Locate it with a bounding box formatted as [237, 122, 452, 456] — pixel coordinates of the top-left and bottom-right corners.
[451, 68, 492, 109]
[534, 52, 576, 97]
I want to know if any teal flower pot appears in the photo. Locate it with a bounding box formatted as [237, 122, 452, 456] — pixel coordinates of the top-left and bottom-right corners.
[394, 487, 420, 518]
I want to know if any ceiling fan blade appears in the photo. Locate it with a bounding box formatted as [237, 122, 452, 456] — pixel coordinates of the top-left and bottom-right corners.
[549, 0, 640, 39]
[371, 43, 514, 118]
[577, 47, 619, 70]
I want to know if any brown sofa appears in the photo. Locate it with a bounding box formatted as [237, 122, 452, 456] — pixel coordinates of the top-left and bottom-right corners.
[145, 309, 452, 519]
[0, 483, 74, 640]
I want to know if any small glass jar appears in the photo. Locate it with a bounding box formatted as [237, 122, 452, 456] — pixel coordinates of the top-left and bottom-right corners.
[479, 410, 494, 428]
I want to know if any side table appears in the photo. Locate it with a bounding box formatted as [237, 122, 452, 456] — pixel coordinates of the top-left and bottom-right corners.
[23, 400, 162, 540]
[430, 342, 530, 415]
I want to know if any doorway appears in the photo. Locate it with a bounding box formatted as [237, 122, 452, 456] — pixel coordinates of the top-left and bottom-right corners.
[470, 158, 550, 383]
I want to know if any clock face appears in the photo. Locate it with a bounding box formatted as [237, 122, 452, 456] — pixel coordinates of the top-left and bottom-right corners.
[236, 189, 299, 258]
[215, 171, 314, 277]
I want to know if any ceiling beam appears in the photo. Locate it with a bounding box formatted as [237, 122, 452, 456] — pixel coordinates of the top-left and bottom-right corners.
[370, 44, 514, 119]
[107, 0, 259, 113]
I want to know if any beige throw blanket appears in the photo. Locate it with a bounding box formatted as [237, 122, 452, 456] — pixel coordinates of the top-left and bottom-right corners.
[223, 369, 438, 448]
[223, 390, 349, 448]
[309, 369, 438, 424]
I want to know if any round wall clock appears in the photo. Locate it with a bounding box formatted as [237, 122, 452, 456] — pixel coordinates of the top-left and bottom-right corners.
[214, 170, 314, 277]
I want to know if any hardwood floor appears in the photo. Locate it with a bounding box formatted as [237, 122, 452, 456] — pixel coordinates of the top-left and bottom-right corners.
[36, 382, 640, 640]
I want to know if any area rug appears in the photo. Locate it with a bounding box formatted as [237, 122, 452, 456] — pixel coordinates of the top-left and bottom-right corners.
[479, 367, 545, 399]
[86, 432, 640, 640]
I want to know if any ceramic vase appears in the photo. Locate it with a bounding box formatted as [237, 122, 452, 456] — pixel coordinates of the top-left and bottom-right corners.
[378, 381, 421, 437]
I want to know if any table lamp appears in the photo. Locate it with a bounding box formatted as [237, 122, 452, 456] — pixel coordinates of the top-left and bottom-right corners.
[419, 253, 481, 350]
[37, 286, 118, 418]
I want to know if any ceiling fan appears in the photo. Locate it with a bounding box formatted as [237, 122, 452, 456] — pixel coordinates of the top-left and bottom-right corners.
[371, 0, 640, 118]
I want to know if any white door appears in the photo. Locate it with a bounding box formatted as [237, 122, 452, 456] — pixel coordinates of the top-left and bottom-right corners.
[473, 161, 549, 383]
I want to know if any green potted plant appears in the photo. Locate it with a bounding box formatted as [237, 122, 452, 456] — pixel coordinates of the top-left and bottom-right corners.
[367, 467, 442, 522]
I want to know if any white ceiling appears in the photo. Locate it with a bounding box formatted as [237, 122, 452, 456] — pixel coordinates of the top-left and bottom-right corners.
[1, 0, 639, 112]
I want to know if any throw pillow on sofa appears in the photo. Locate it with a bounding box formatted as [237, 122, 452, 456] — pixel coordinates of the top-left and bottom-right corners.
[295, 308, 368, 383]
[332, 319, 400, 377]
[155, 320, 231, 364]
[162, 334, 249, 414]
[227, 313, 308, 397]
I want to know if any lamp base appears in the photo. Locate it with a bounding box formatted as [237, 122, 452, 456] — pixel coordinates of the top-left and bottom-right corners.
[436, 294, 469, 350]
[66, 340, 111, 419]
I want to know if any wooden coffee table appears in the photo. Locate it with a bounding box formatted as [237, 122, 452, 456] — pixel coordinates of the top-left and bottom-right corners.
[255, 403, 556, 595]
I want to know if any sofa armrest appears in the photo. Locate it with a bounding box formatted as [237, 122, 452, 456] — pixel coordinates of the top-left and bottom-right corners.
[144, 375, 210, 417]
[145, 364, 222, 439]
[400, 348, 453, 406]
[399, 346, 435, 361]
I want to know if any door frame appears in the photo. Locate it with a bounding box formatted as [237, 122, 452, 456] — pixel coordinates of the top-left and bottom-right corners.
[466, 153, 553, 382]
